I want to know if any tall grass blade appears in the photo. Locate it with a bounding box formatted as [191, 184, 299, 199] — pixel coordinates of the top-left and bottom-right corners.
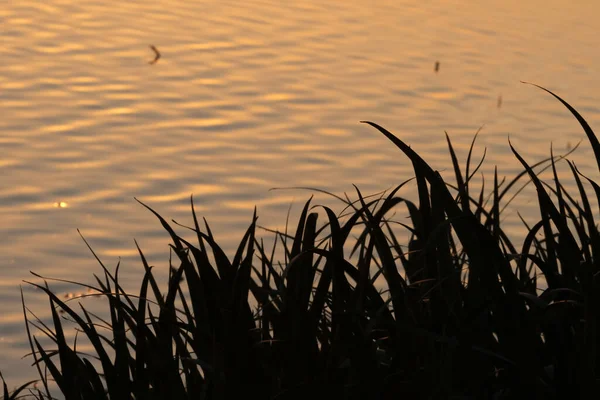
[445, 131, 469, 212]
[522, 81, 600, 173]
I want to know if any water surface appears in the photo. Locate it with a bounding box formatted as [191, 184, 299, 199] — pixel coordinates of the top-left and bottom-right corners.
[1, 0, 600, 384]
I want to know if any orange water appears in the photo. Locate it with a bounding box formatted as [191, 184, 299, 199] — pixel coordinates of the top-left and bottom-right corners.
[1, 0, 599, 383]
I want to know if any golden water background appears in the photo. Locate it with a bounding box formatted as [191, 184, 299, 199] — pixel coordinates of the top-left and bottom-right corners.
[1, 0, 600, 383]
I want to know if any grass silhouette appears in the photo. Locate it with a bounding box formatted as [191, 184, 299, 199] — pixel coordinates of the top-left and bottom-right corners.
[5, 84, 600, 399]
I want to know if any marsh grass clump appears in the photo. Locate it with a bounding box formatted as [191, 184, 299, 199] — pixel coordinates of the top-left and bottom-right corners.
[8, 83, 600, 399]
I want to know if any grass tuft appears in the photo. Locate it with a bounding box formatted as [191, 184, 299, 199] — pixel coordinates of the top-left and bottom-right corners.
[5, 83, 600, 399]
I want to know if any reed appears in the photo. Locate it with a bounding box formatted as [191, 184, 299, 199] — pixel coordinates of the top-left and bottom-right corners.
[6, 84, 600, 399]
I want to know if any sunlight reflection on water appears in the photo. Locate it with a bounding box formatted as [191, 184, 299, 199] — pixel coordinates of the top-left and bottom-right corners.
[1, 0, 600, 383]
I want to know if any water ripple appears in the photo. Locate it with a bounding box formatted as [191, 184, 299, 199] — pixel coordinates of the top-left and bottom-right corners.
[0, 0, 599, 385]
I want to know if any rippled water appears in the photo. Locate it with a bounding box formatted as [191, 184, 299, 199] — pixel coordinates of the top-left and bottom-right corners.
[1, 0, 600, 384]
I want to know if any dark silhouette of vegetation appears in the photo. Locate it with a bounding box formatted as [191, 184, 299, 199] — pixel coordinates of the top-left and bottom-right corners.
[5, 83, 600, 399]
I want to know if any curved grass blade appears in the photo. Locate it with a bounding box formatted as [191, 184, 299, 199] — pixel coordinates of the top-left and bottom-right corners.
[20, 288, 51, 398]
[0, 374, 37, 400]
[522, 81, 600, 173]
[509, 140, 581, 284]
[445, 131, 469, 212]
[362, 121, 518, 299]
[135, 198, 184, 252]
